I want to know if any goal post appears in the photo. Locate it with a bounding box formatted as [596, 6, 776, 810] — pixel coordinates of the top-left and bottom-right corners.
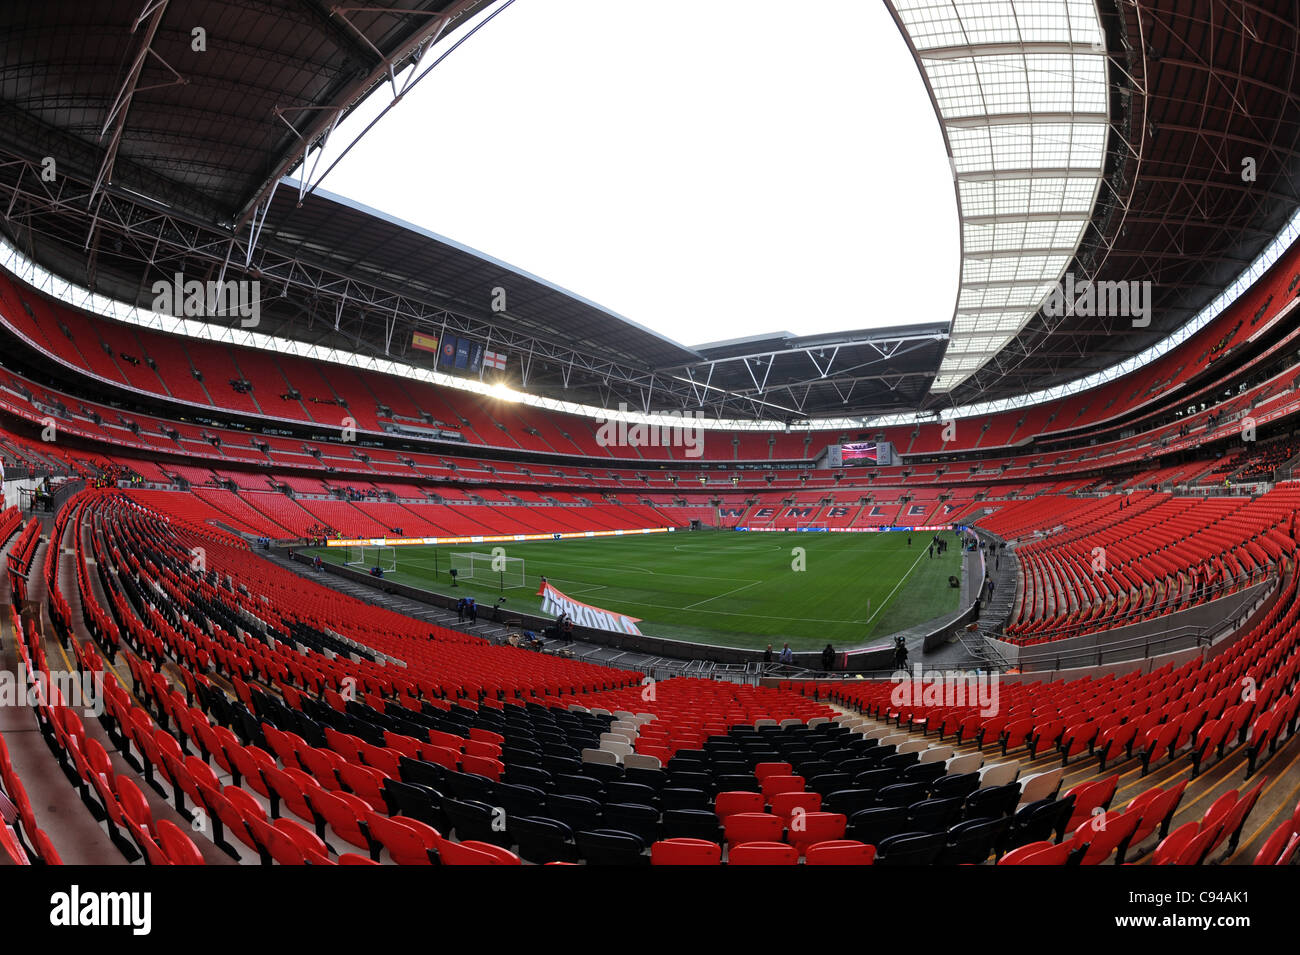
[449, 551, 526, 588]
[345, 545, 396, 572]
[796, 520, 829, 532]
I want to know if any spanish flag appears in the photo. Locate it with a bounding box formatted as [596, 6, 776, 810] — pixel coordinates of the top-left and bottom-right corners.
[411, 331, 440, 355]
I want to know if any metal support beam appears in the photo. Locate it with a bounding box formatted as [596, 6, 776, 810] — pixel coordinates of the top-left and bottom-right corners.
[234, 0, 505, 229]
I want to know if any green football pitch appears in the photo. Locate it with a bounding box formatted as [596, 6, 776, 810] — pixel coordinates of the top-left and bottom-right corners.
[304, 530, 964, 651]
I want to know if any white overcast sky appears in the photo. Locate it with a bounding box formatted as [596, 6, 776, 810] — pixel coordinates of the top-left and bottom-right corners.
[319, 0, 960, 350]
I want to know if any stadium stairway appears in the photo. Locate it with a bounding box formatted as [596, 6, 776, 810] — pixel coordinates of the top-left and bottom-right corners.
[59, 512, 237, 863]
[49, 494, 862, 864]
[795, 677, 1293, 862]
[818, 703, 1300, 865]
[880, 532, 991, 676]
[18, 485, 1298, 866]
[0, 532, 122, 863]
[0, 520, 235, 863]
[980, 542, 1019, 632]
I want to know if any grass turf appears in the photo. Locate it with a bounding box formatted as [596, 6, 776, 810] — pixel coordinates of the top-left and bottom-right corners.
[304, 530, 964, 651]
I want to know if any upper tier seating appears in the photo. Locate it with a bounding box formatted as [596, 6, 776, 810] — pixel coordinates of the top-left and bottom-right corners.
[5, 232, 1300, 463]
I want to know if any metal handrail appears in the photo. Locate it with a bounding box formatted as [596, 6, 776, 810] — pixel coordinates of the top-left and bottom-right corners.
[1017, 626, 1211, 673]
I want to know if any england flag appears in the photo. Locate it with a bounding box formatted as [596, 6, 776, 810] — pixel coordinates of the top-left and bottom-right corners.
[484, 350, 507, 370]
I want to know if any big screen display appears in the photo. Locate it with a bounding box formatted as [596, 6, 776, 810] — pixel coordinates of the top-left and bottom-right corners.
[840, 441, 896, 466]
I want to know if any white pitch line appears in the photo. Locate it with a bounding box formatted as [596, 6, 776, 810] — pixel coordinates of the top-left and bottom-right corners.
[682, 579, 762, 610]
[859, 546, 932, 628]
[379, 537, 944, 632]
[543, 557, 750, 582]
[419, 551, 754, 584]
[617, 600, 857, 626]
[550, 580, 607, 596]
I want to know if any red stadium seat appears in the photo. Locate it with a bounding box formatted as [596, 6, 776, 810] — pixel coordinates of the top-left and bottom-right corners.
[770, 791, 822, 819]
[804, 840, 875, 865]
[714, 791, 765, 819]
[155, 820, 205, 866]
[365, 813, 438, 865]
[651, 838, 722, 866]
[724, 813, 784, 845]
[760, 776, 805, 799]
[728, 842, 799, 865]
[787, 812, 848, 853]
[998, 841, 1073, 866]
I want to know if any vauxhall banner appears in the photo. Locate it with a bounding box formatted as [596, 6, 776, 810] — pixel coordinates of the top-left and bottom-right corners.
[537, 581, 643, 636]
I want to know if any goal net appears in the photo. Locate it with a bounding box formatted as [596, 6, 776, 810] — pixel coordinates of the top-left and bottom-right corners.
[450, 551, 526, 587]
[796, 521, 829, 532]
[345, 545, 396, 572]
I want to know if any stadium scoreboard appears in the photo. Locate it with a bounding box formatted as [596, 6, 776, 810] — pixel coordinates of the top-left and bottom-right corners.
[826, 441, 897, 468]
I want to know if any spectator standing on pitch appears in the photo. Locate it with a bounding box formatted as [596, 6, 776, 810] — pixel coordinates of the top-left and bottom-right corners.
[468, 598, 477, 623]
[779, 643, 794, 665]
[764, 644, 773, 664]
[457, 597, 466, 622]
[821, 644, 836, 672]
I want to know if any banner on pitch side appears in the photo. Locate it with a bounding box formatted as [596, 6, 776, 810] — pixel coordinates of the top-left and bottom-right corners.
[537, 581, 643, 636]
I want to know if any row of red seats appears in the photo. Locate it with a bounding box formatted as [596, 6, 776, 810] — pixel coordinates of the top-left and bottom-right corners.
[47, 496, 533, 864]
[808, 572, 1300, 788]
[6, 235, 1300, 471]
[5, 347, 1293, 511]
[993, 489, 1299, 642]
[60, 495, 834, 864]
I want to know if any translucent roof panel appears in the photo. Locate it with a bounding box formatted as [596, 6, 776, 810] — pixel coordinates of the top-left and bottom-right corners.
[890, 0, 1109, 393]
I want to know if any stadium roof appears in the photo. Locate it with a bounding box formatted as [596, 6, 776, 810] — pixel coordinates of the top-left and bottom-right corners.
[0, 0, 1298, 423]
[0, 0, 495, 226]
[944, 0, 1300, 408]
[889, 0, 1110, 394]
